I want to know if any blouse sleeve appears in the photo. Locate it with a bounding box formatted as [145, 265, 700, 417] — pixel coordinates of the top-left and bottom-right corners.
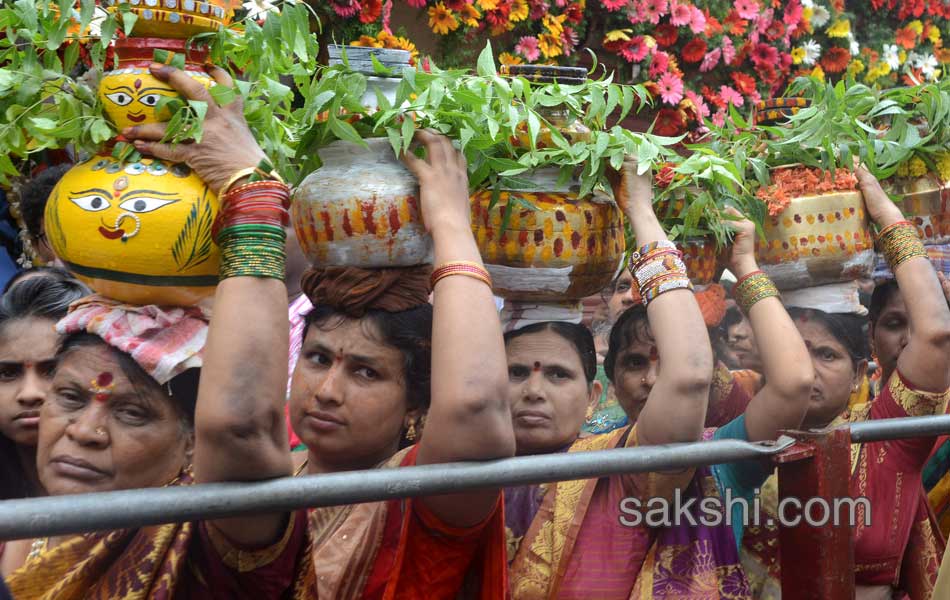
[871, 369, 950, 466]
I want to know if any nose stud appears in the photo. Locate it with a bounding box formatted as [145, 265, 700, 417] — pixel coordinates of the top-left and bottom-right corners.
[114, 212, 141, 242]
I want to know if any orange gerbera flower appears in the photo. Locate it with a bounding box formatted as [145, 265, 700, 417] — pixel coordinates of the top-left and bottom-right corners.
[820, 46, 851, 73]
[458, 3, 480, 26]
[428, 2, 459, 34]
[477, 0, 499, 10]
[538, 32, 564, 58]
[499, 52, 524, 66]
[895, 27, 917, 50]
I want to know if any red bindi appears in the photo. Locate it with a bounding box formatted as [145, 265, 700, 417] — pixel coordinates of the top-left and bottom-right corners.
[533, 362, 542, 372]
[90, 372, 115, 402]
[649, 346, 659, 361]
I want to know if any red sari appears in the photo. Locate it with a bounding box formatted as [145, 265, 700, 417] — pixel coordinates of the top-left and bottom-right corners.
[741, 370, 949, 599]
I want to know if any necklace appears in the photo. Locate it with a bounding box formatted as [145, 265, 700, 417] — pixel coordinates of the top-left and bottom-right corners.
[26, 537, 48, 561]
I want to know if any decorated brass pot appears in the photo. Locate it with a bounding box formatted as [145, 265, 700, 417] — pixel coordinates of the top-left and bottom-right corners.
[887, 174, 950, 245]
[292, 138, 431, 268]
[99, 38, 212, 130]
[757, 191, 874, 290]
[471, 169, 625, 301]
[46, 154, 220, 305]
[103, 0, 231, 38]
[678, 237, 719, 285]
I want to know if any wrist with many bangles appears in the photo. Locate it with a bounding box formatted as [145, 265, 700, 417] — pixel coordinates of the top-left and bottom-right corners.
[877, 220, 927, 272]
[629, 240, 693, 305]
[733, 269, 780, 314]
[213, 162, 290, 281]
[430, 261, 493, 290]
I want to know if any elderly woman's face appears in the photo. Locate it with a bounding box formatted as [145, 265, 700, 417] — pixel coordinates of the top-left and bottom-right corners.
[290, 317, 410, 471]
[37, 345, 190, 495]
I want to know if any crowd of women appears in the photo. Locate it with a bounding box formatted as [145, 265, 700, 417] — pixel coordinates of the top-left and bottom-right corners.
[1, 61, 950, 600]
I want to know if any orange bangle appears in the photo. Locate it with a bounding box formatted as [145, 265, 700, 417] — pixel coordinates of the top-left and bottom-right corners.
[430, 261, 493, 289]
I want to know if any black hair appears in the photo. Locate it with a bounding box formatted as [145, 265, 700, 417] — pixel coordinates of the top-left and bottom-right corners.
[0, 268, 89, 324]
[604, 304, 651, 382]
[868, 280, 900, 327]
[56, 333, 198, 429]
[721, 305, 745, 332]
[304, 304, 433, 413]
[503, 321, 598, 384]
[787, 307, 869, 366]
[18, 164, 71, 238]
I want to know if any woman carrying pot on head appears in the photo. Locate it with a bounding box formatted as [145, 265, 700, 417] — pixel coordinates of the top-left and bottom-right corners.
[5, 64, 311, 598]
[284, 128, 514, 599]
[0, 269, 89, 535]
[503, 159, 814, 599]
[741, 168, 950, 600]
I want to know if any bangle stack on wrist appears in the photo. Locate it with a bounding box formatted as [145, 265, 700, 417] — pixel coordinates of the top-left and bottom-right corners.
[430, 261, 493, 289]
[734, 270, 780, 314]
[877, 220, 927, 272]
[630, 240, 693, 305]
[213, 174, 290, 281]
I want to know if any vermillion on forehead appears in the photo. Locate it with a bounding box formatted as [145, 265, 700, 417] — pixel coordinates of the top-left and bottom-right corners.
[0, 317, 59, 364]
[303, 316, 406, 381]
[506, 330, 584, 375]
[53, 344, 163, 412]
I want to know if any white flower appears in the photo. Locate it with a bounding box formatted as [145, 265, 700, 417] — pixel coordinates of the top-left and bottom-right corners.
[907, 51, 924, 68]
[848, 33, 860, 56]
[883, 44, 901, 70]
[802, 39, 822, 66]
[919, 54, 939, 80]
[810, 5, 830, 27]
[243, 0, 279, 19]
[801, 0, 815, 8]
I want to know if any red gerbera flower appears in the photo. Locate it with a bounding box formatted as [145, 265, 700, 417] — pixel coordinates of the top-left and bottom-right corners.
[704, 10, 723, 36]
[751, 43, 778, 67]
[681, 38, 708, 63]
[564, 3, 584, 22]
[820, 46, 851, 73]
[731, 71, 757, 95]
[653, 23, 678, 47]
[359, 0, 382, 23]
[723, 10, 748, 35]
[653, 107, 687, 136]
[444, 0, 468, 10]
[894, 27, 917, 50]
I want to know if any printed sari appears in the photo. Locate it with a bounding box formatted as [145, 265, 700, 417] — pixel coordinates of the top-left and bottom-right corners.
[306, 445, 508, 600]
[740, 370, 949, 600]
[507, 426, 750, 599]
[5, 472, 313, 600]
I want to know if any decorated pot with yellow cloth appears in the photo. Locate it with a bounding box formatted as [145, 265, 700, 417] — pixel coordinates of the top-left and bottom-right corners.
[471, 169, 625, 301]
[45, 154, 220, 306]
[757, 191, 875, 290]
[292, 138, 431, 268]
[887, 174, 950, 245]
[99, 38, 212, 130]
[102, 0, 232, 38]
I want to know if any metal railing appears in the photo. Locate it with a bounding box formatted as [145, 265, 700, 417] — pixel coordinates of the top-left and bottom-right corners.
[2, 413, 949, 541]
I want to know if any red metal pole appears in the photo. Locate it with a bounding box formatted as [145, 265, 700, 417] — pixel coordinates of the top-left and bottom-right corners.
[774, 428, 855, 600]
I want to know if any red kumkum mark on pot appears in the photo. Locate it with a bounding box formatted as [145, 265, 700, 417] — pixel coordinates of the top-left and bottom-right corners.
[554, 238, 564, 257]
[320, 211, 334, 241]
[518, 230, 529, 246]
[587, 235, 596, 253]
[361, 202, 377, 235]
[584, 211, 593, 226]
[341, 210, 353, 237]
[388, 205, 401, 234]
[571, 231, 581, 249]
[406, 195, 420, 217]
[534, 229, 544, 245]
[555, 210, 566, 223]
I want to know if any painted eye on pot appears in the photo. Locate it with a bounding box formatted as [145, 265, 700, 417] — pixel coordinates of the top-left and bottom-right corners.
[118, 197, 178, 213]
[70, 195, 110, 212]
[138, 93, 163, 108]
[105, 92, 134, 106]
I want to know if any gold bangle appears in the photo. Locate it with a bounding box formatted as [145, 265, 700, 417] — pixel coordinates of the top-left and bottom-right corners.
[431, 270, 493, 289]
[430, 261, 493, 290]
[218, 167, 260, 199]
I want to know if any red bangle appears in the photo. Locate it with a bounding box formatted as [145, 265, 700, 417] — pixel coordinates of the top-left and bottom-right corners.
[430, 261, 492, 289]
[735, 269, 765, 287]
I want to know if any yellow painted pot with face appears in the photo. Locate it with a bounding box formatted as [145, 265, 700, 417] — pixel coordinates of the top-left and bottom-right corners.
[45, 155, 220, 306]
[99, 38, 212, 130]
[103, 0, 232, 39]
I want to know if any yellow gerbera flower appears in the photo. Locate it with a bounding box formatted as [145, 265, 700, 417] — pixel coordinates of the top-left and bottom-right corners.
[499, 52, 523, 66]
[509, 0, 529, 21]
[826, 19, 850, 38]
[538, 32, 564, 58]
[847, 59, 865, 77]
[928, 26, 941, 45]
[543, 13, 566, 36]
[791, 47, 806, 64]
[459, 3, 480, 27]
[908, 20, 924, 34]
[351, 35, 382, 48]
[477, 0, 498, 10]
[604, 29, 632, 43]
[427, 2, 459, 35]
[811, 65, 826, 81]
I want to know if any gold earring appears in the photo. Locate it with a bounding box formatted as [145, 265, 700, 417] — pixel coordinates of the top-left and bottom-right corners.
[405, 419, 417, 441]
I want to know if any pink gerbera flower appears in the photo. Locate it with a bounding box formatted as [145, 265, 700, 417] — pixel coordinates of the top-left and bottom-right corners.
[602, 0, 629, 10]
[515, 36, 541, 61]
[712, 108, 727, 127]
[783, 0, 802, 26]
[700, 47, 721, 72]
[649, 50, 670, 77]
[657, 72, 684, 105]
[622, 35, 652, 62]
[751, 43, 779, 67]
[669, 1, 692, 25]
[688, 6, 706, 33]
[721, 36, 736, 64]
[719, 84, 744, 107]
[406, 0, 426, 7]
[685, 89, 710, 118]
[734, 0, 759, 20]
[639, 0, 668, 25]
[331, 0, 361, 17]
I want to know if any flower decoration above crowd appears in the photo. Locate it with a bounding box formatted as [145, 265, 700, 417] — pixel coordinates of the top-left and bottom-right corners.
[321, 0, 948, 135]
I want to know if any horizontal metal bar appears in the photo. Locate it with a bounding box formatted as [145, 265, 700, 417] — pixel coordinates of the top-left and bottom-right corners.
[0, 436, 793, 541]
[3, 413, 949, 541]
[848, 413, 950, 443]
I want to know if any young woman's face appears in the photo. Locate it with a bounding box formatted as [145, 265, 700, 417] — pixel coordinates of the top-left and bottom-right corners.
[37, 345, 190, 496]
[727, 316, 763, 371]
[0, 317, 59, 447]
[290, 317, 410, 471]
[871, 289, 907, 383]
[795, 318, 865, 429]
[610, 320, 658, 424]
[506, 329, 599, 455]
[607, 270, 637, 323]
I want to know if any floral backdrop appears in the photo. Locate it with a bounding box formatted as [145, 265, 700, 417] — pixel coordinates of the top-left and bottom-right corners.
[317, 0, 950, 134]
